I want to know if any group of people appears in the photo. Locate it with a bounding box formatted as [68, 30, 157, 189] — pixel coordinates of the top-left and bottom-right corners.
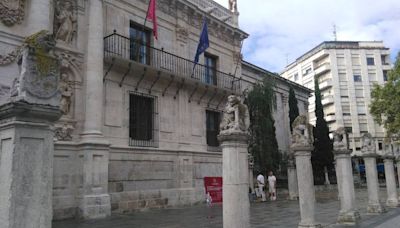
[256, 171, 277, 202]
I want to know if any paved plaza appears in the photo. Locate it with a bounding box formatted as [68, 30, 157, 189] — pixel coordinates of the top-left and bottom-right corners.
[53, 188, 400, 228]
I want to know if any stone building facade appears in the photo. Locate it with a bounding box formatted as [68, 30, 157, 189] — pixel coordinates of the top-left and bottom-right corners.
[0, 0, 310, 221]
[281, 41, 391, 155]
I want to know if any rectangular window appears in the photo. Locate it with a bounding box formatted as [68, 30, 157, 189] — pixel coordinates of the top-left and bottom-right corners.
[366, 57, 375, 66]
[303, 68, 312, 76]
[337, 56, 345, 66]
[294, 73, 299, 81]
[204, 53, 217, 85]
[206, 110, 220, 147]
[357, 104, 366, 115]
[345, 127, 353, 133]
[381, 55, 389, 65]
[130, 21, 151, 64]
[129, 93, 158, 147]
[383, 70, 388, 81]
[353, 75, 362, 82]
[351, 55, 360, 66]
[355, 89, 364, 98]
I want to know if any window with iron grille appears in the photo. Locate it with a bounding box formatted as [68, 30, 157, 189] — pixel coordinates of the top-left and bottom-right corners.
[204, 53, 217, 86]
[129, 21, 151, 64]
[129, 92, 158, 147]
[206, 110, 220, 147]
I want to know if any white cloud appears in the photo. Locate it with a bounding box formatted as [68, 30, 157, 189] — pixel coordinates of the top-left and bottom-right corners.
[214, 0, 400, 72]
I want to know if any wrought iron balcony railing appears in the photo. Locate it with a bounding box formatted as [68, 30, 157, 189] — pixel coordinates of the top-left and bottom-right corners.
[104, 32, 241, 92]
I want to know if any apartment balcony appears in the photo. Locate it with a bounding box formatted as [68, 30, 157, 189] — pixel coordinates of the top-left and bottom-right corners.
[319, 79, 333, 90]
[103, 32, 241, 94]
[321, 95, 334, 106]
[314, 63, 330, 76]
[325, 114, 336, 122]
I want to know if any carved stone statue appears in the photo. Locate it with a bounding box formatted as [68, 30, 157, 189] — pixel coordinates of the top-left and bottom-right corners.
[0, 0, 26, 26]
[54, 123, 73, 141]
[291, 115, 313, 147]
[219, 95, 249, 134]
[54, 0, 77, 44]
[333, 127, 349, 152]
[361, 133, 375, 154]
[59, 73, 73, 114]
[228, 0, 237, 12]
[12, 30, 61, 106]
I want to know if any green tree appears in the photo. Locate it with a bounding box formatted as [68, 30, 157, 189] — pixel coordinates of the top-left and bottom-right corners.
[246, 76, 280, 175]
[312, 79, 334, 183]
[370, 52, 400, 136]
[288, 87, 300, 132]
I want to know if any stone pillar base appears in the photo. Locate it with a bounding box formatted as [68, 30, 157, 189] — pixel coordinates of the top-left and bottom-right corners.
[337, 210, 360, 225]
[367, 203, 385, 214]
[386, 199, 399, 208]
[79, 194, 111, 219]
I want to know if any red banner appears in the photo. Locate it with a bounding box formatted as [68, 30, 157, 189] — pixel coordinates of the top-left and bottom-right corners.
[204, 177, 223, 203]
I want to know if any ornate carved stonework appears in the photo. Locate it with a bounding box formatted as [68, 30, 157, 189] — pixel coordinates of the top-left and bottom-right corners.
[176, 25, 189, 43]
[54, 0, 77, 45]
[248, 153, 254, 169]
[59, 73, 73, 114]
[219, 95, 249, 135]
[361, 133, 376, 155]
[228, 0, 237, 13]
[54, 123, 74, 141]
[333, 127, 350, 153]
[0, 48, 20, 65]
[12, 30, 61, 106]
[0, 0, 25, 26]
[291, 115, 313, 148]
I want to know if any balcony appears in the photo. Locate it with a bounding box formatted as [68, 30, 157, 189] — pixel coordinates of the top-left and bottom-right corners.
[319, 79, 333, 90]
[321, 95, 334, 106]
[325, 114, 336, 122]
[314, 63, 330, 76]
[103, 32, 241, 93]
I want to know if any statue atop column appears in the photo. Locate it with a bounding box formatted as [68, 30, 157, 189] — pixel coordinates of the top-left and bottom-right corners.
[228, 0, 238, 13]
[361, 133, 376, 155]
[333, 127, 349, 153]
[291, 115, 313, 148]
[219, 95, 249, 135]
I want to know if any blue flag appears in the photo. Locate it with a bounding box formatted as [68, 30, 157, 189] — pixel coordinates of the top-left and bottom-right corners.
[194, 18, 209, 64]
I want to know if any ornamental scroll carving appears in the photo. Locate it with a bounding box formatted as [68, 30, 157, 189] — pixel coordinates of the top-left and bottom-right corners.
[0, 0, 25, 26]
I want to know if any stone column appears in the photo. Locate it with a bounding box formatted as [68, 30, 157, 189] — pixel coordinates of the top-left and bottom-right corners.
[293, 145, 321, 228]
[397, 158, 400, 190]
[383, 156, 398, 207]
[0, 40, 61, 228]
[291, 115, 321, 228]
[287, 156, 299, 200]
[248, 154, 255, 194]
[218, 95, 250, 228]
[361, 133, 384, 214]
[82, 0, 105, 137]
[78, 0, 111, 219]
[219, 132, 250, 228]
[332, 127, 359, 224]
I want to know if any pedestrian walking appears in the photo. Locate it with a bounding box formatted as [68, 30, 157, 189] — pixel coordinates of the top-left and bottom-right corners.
[268, 171, 277, 201]
[256, 172, 267, 201]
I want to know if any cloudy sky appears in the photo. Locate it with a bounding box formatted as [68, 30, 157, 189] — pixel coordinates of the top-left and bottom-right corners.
[214, 0, 400, 73]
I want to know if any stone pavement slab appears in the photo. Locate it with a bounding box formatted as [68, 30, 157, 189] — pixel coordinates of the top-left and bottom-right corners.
[53, 188, 399, 228]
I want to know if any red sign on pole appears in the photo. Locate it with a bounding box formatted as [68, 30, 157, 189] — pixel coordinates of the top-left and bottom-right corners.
[204, 177, 223, 203]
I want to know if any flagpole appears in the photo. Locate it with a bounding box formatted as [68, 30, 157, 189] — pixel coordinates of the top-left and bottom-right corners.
[135, 0, 153, 62]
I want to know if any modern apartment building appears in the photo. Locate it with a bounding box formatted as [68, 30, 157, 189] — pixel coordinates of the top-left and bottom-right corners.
[281, 41, 391, 155]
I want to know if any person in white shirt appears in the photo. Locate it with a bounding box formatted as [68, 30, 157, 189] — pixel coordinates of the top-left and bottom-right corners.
[268, 171, 277, 201]
[256, 172, 266, 202]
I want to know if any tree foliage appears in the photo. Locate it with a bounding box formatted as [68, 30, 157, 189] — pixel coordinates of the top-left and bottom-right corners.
[246, 76, 280, 175]
[312, 79, 334, 181]
[370, 52, 400, 136]
[288, 87, 299, 132]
